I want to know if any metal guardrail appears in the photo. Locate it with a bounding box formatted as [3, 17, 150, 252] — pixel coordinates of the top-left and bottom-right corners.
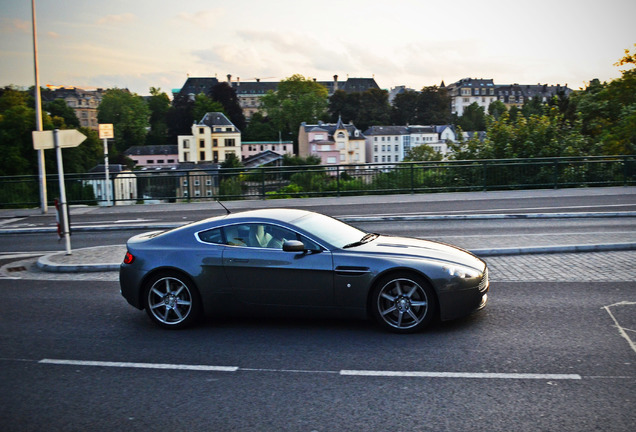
[1, 156, 634, 208]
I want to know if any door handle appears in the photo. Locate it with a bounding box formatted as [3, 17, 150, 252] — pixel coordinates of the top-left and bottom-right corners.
[229, 258, 249, 263]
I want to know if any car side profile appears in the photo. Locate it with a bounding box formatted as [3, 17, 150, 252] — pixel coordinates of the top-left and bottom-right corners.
[120, 208, 488, 333]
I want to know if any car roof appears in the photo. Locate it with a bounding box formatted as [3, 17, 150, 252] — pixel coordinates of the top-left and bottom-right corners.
[220, 208, 313, 223]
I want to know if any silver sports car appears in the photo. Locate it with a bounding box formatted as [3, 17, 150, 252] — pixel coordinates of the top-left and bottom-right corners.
[120, 208, 488, 333]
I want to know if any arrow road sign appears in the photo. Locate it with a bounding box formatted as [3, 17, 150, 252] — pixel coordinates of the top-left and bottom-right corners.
[32, 129, 87, 150]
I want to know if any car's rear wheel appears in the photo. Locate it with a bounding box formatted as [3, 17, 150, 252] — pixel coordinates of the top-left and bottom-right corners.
[371, 274, 436, 333]
[143, 272, 201, 329]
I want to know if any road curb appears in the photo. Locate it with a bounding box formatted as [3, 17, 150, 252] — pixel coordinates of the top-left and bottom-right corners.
[35, 245, 124, 273]
[471, 242, 636, 257]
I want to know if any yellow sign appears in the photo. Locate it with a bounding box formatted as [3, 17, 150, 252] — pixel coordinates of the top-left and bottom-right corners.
[99, 123, 114, 139]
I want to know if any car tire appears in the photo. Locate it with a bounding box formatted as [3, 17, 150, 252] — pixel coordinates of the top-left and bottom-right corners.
[143, 272, 201, 329]
[371, 273, 437, 333]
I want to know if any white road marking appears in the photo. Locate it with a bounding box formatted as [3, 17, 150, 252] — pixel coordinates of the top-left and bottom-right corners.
[39, 359, 238, 372]
[603, 301, 636, 354]
[39, 358, 582, 380]
[340, 370, 582, 380]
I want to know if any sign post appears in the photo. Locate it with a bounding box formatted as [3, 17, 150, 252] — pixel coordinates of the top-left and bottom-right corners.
[99, 124, 114, 206]
[33, 128, 86, 255]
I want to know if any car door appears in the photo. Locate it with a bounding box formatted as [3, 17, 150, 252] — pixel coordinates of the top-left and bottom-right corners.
[222, 223, 334, 307]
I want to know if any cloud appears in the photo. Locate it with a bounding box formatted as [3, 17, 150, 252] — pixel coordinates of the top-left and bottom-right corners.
[96, 13, 136, 26]
[175, 9, 225, 29]
[0, 18, 30, 34]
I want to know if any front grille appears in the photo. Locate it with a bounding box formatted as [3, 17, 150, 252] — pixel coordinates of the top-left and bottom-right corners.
[478, 267, 489, 292]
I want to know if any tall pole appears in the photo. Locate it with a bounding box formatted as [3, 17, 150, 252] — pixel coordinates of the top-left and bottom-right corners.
[32, 0, 47, 213]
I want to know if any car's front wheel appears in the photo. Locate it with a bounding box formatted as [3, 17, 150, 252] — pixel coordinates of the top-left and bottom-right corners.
[371, 274, 437, 333]
[143, 272, 201, 329]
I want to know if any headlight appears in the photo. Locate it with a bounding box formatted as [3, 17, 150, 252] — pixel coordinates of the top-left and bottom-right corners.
[443, 265, 480, 279]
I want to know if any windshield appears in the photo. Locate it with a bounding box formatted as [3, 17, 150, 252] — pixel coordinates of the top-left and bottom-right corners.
[291, 213, 366, 249]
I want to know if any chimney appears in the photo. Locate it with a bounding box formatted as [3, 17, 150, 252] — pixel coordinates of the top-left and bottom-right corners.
[237, 77, 240, 87]
[227, 74, 232, 83]
[334, 75, 338, 92]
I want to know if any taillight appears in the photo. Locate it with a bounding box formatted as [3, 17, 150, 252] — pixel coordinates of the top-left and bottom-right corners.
[123, 251, 135, 264]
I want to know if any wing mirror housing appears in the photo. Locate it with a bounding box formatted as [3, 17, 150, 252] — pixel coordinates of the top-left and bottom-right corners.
[283, 240, 306, 252]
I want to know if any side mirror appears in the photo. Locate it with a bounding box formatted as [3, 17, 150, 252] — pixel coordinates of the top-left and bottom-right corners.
[282, 240, 306, 252]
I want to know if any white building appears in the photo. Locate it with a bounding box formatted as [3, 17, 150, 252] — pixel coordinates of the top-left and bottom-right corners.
[178, 112, 241, 164]
[445, 78, 497, 117]
[364, 125, 456, 164]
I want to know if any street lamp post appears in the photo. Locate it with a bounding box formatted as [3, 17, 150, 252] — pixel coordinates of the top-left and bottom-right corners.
[32, 0, 47, 213]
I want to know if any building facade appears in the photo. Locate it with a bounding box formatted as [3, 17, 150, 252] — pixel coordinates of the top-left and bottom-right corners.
[364, 125, 456, 164]
[298, 118, 366, 167]
[241, 141, 293, 160]
[123, 145, 179, 168]
[445, 78, 497, 117]
[43, 86, 104, 130]
[446, 78, 572, 116]
[178, 112, 241, 164]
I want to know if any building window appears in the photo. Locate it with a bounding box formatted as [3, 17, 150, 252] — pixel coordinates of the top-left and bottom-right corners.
[183, 140, 190, 149]
[199, 128, 204, 134]
[147, 159, 154, 164]
[226, 139, 235, 147]
[213, 139, 218, 147]
[213, 151, 218, 162]
[199, 151, 205, 160]
[199, 140, 205, 148]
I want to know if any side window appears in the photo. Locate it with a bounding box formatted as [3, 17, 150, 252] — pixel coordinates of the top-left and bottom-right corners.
[223, 225, 250, 246]
[298, 234, 322, 251]
[247, 224, 295, 249]
[198, 227, 223, 244]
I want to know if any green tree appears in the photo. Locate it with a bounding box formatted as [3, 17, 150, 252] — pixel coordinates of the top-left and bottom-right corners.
[282, 154, 322, 166]
[261, 74, 329, 145]
[403, 144, 443, 161]
[220, 152, 243, 169]
[356, 88, 391, 130]
[328, 90, 360, 124]
[242, 112, 279, 141]
[210, 82, 246, 131]
[192, 93, 224, 123]
[44, 99, 80, 128]
[567, 44, 636, 155]
[391, 89, 419, 125]
[167, 92, 195, 142]
[417, 86, 451, 125]
[488, 100, 507, 120]
[458, 102, 486, 131]
[97, 88, 150, 153]
[146, 87, 171, 146]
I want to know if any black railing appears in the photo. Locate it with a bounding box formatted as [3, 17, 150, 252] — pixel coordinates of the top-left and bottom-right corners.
[1, 155, 634, 208]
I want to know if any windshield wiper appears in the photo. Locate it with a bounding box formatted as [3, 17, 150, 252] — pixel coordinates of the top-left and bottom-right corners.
[343, 233, 379, 249]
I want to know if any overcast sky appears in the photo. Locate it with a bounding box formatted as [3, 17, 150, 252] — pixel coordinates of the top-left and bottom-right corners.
[1, 0, 633, 96]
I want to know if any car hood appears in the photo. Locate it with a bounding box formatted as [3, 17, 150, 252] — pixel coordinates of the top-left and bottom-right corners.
[353, 235, 485, 270]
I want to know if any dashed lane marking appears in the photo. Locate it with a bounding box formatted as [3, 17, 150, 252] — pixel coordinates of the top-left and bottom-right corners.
[38, 358, 583, 380]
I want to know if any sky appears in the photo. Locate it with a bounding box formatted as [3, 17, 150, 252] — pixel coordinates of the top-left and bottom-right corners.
[1, 0, 634, 97]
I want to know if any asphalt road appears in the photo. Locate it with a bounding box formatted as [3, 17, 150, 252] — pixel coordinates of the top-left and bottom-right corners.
[1, 187, 635, 430]
[1, 278, 634, 431]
